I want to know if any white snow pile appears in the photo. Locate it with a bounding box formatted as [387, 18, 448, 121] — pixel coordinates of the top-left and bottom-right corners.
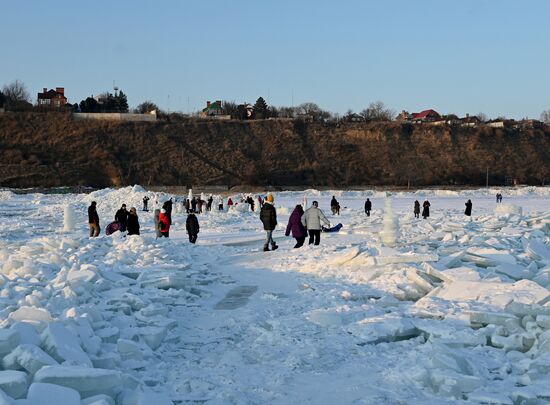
[0, 185, 549, 403]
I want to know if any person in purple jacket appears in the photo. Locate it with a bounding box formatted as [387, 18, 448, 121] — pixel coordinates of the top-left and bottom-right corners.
[285, 204, 307, 248]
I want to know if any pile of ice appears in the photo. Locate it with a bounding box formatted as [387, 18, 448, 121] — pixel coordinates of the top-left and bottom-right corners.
[0, 231, 201, 403]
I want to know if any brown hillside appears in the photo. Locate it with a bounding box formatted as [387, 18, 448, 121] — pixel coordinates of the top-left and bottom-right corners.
[0, 112, 548, 188]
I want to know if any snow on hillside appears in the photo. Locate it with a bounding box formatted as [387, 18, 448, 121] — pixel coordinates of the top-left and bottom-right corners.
[0, 186, 549, 404]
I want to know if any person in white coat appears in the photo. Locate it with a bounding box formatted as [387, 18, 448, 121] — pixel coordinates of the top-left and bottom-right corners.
[301, 201, 330, 245]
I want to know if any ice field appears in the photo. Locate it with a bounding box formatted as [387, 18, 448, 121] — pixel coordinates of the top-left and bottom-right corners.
[0, 186, 549, 404]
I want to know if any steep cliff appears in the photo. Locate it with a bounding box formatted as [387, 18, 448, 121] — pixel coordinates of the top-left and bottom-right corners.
[0, 112, 548, 188]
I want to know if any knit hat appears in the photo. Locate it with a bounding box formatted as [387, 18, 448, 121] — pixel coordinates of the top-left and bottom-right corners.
[161, 208, 166, 213]
[266, 194, 274, 203]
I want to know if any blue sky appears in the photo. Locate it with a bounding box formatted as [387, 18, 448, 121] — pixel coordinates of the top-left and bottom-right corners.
[2, 0, 549, 119]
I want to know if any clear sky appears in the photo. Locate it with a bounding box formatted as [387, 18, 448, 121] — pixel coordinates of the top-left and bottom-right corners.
[2, 0, 549, 119]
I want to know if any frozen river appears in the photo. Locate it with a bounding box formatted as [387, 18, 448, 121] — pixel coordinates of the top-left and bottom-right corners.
[0, 186, 549, 404]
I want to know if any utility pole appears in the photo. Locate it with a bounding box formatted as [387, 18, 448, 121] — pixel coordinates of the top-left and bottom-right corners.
[486, 166, 489, 188]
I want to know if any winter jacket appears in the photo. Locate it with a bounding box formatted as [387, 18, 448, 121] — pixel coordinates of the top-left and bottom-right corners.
[260, 202, 277, 231]
[422, 201, 431, 218]
[365, 200, 372, 211]
[115, 208, 128, 227]
[302, 206, 329, 230]
[127, 213, 140, 235]
[186, 214, 200, 235]
[331, 197, 339, 207]
[414, 201, 420, 214]
[286, 207, 307, 238]
[159, 212, 171, 233]
[88, 205, 99, 224]
[465, 201, 472, 216]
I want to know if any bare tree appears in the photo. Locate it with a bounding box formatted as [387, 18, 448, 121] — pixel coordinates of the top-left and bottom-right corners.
[2, 80, 31, 108]
[540, 110, 550, 124]
[297, 102, 332, 122]
[361, 101, 395, 121]
[477, 112, 488, 122]
[277, 106, 297, 118]
[135, 101, 159, 114]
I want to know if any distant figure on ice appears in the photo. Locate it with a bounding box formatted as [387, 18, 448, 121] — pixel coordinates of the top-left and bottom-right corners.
[218, 196, 224, 211]
[330, 196, 340, 215]
[248, 196, 255, 212]
[422, 200, 431, 219]
[227, 197, 234, 208]
[186, 212, 200, 244]
[464, 199, 473, 216]
[414, 200, 420, 218]
[197, 198, 204, 214]
[364, 198, 372, 217]
[260, 194, 278, 252]
[127, 207, 140, 235]
[207, 195, 213, 212]
[185, 198, 190, 213]
[158, 208, 170, 238]
[302, 201, 330, 246]
[142, 196, 150, 211]
[88, 201, 100, 237]
[285, 204, 307, 248]
[190, 197, 197, 213]
[496, 193, 503, 203]
[154, 208, 161, 238]
[115, 204, 129, 232]
[258, 195, 264, 209]
[163, 199, 173, 223]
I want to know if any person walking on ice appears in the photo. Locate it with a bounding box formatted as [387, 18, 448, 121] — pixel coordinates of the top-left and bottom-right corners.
[464, 199, 473, 217]
[285, 204, 307, 248]
[414, 200, 420, 218]
[186, 212, 200, 244]
[302, 201, 330, 246]
[260, 193, 278, 252]
[330, 196, 340, 215]
[142, 196, 150, 211]
[158, 208, 170, 238]
[88, 201, 100, 237]
[422, 200, 431, 219]
[364, 198, 372, 217]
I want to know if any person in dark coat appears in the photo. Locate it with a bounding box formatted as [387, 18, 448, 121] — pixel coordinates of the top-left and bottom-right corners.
[185, 198, 191, 213]
[285, 205, 307, 248]
[186, 213, 200, 244]
[163, 199, 173, 224]
[260, 194, 278, 251]
[364, 198, 372, 217]
[422, 200, 431, 219]
[414, 200, 420, 218]
[142, 196, 150, 211]
[465, 199, 473, 216]
[115, 204, 129, 232]
[127, 207, 140, 235]
[330, 196, 340, 215]
[191, 197, 197, 213]
[207, 196, 213, 212]
[88, 201, 100, 237]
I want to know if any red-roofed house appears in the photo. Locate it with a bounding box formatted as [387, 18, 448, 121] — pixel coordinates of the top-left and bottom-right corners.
[411, 109, 441, 123]
[37, 87, 67, 108]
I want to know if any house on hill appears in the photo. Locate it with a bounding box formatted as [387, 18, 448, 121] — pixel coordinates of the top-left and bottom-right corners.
[397, 109, 441, 123]
[200, 100, 224, 117]
[460, 114, 481, 127]
[37, 87, 67, 108]
[411, 109, 441, 123]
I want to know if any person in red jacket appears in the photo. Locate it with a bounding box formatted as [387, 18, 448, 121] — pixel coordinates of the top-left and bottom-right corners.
[159, 208, 171, 237]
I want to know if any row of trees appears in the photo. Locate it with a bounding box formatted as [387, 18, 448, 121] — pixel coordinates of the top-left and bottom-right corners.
[77, 91, 129, 113]
[0, 80, 32, 111]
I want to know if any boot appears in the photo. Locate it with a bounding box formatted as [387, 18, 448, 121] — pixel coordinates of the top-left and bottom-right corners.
[263, 245, 270, 252]
[271, 244, 279, 251]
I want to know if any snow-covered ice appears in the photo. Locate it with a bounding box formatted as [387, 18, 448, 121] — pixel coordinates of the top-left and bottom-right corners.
[0, 185, 549, 403]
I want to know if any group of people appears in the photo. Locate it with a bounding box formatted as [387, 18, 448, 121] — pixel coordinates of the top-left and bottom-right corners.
[88, 199, 200, 244]
[413, 200, 431, 219]
[496, 193, 503, 203]
[260, 194, 331, 251]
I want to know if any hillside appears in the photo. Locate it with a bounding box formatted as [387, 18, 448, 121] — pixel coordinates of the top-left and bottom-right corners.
[0, 112, 548, 188]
